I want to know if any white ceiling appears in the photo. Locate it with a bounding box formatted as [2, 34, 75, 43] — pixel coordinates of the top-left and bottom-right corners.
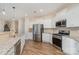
[0, 3, 75, 20]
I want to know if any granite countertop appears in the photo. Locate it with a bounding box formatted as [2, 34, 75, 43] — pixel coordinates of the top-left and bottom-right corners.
[44, 30, 79, 42]
[43, 32, 53, 34]
[44, 29, 79, 42]
[62, 35, 79, 42]
[0, 37, 20, 55]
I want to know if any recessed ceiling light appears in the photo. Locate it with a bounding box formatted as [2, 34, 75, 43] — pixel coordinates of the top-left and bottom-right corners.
[2, 11, 5, 15]
[39, 9, 44, 12]
[25, 14, 28, 16]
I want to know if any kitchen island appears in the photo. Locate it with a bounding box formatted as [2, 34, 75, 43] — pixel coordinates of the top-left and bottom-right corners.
[0, 34, 26, 55]
[62, 34, 79, 55]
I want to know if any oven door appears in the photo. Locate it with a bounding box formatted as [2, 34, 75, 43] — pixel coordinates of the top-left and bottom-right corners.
[53, 35, 62, 50]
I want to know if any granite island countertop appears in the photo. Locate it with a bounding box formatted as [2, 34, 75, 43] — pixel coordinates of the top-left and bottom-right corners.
[0, 36, 20, 55]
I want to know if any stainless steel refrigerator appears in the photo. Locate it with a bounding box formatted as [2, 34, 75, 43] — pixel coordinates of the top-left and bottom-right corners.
[33, 24, 44, 42]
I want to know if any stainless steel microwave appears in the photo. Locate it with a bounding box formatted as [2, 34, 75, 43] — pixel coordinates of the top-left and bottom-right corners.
[56, 20, 66, 27]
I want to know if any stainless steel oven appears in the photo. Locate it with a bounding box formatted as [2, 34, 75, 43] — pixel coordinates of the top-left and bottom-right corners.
[53, 34, 62, 50]
[52, 30, 70, 51]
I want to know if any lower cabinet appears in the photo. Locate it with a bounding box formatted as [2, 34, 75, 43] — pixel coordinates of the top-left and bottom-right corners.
[42, 33, 52, 44]
[6, 47, 15, 55]
[21, 36, 25, 53]
[14, 40, 21, 55]
[74, 41, 79, 54]
[62, 36, 77, 55]
[5, 35, 25, 55]
[5, 34, 26, 55]
[6, 40, 21, 55]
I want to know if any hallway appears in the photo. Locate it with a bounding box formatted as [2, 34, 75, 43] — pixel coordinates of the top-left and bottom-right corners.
[22, 40, 63, 55]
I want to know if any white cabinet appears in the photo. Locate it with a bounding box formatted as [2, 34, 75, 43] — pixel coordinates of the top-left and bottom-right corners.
[74, 41, 79, 54]
[5, 47, 15, 55]
[52, 6, 79, 27]
[42, 33, 52, 44]
[62, 36, 79, 55]
[21, 35, 25, 53]
[51, 20, 56, 28]
[14, 40, 21, 55]
[62, 36, 77, 55]
[51, 9, 68, 28]
[66, 6, 79, 27]
[6, 37, 25, 55]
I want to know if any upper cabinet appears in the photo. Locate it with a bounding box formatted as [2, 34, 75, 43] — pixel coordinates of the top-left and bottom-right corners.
[52, 9, 68, 28]
[30, 18, 53, 28]
[52, 5, 79, 28]
[51, 18, 56, 28]
[66, 6, 79, 27]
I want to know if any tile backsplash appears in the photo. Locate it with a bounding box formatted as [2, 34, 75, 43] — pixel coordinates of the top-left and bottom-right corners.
[70, 30, 79, 37]
[53, 27, 79, 37]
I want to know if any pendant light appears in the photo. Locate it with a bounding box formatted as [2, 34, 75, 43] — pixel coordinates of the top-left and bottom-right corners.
[12, 6, 16, 20]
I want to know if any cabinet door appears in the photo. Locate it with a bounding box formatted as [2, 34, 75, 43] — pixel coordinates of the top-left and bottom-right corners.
[6, 47, 14, 55]
[14, 40, 21, 55]
[62, 36, 77, 55]
[66, 6, 79, 27]
[42, 33, 52, 44]
[21, 36, 25, 53]
[74, 42, 79, 54]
